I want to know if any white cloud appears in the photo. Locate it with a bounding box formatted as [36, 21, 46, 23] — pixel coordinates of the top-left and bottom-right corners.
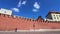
[32, 9, 38, 12]
[34, 2, 40, 9]
[22, 1, 26, 5]
[11, 0, 26, 12]
[12, 8, 19, 12]
[17, 0, 26, 7]
[17, 0, 21, 7]
[32, 2, 40, 12]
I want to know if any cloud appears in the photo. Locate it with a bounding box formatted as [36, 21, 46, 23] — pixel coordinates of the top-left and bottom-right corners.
[33, 2, 40, 9]
[22, 1, 26, 5]
[32, 9, 38, 12]
[17, 0, 21, 7]
[17, 0, 26, 7]
[32, 2, 40, 12]
[12, 8, 19, 12]
[11, 0, 26, 12]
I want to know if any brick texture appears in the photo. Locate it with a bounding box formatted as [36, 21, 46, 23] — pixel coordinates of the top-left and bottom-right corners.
[0, 14, 60, 31]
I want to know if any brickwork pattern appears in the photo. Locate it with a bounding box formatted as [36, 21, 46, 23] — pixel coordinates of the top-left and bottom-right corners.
[0, 14, 60, 31]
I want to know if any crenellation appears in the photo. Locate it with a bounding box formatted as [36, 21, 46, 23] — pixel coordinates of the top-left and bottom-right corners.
[0, 14, 8, 17]
[0, 11, 60, 30]
[17, 16, 21, 19]
[13, 15, 17, 18]
[4, 14, 10, 18]
[11, 15, 17, 19]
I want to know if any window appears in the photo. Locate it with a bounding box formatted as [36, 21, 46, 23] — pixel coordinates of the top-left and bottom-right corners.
[59, 15, 60, 17]
[56, 15, 58, 17]
[53, 15, 56, 19]
[54, 17, 56, 19]
[54, 15, 55, 16]
[57, 17, 59, 19]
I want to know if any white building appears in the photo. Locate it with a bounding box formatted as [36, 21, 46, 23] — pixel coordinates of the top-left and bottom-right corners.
[45, 11, 60, 21]
[0, 8, 12, 15]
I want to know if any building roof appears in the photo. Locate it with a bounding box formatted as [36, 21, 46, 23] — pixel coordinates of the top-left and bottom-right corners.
[49, 11, 60, 14]
[46, 11, 60, 17]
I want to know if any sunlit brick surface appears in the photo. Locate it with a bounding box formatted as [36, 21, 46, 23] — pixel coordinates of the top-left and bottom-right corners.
[0, 14, 60, 31]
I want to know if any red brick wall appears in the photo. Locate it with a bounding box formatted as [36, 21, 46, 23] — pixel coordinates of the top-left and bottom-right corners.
[0, 14, 60, 31]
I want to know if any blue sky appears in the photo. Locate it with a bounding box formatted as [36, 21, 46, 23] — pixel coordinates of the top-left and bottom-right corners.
[0, 0, 60, 19]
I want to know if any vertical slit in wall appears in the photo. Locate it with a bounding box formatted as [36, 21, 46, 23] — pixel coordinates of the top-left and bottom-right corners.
[33, 23, 35, 30]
